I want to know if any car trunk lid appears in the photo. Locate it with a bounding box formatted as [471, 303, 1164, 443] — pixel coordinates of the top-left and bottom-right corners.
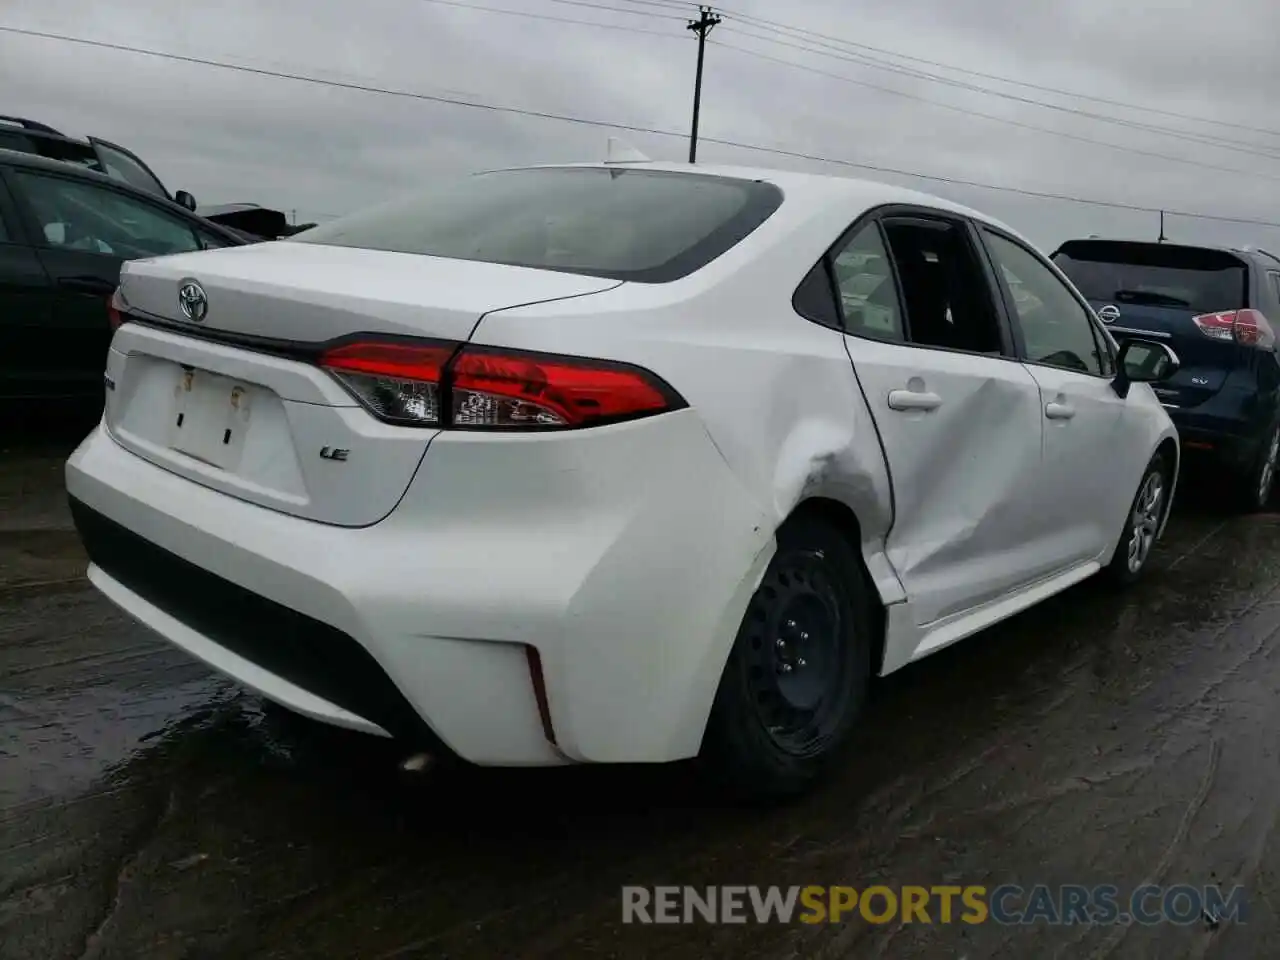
[108, 244, 620, 526]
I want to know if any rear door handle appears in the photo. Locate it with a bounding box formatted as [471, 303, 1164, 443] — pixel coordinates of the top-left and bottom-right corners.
[887, 389, 943, 412]
[1045, 401, 1076, 420]
[59, 276, 116, 295]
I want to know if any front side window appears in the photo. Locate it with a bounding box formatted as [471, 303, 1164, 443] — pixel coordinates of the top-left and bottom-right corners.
[12, 171, 202, 258]
[985, 231, 1107, 376]
[293, 167, 784, 283]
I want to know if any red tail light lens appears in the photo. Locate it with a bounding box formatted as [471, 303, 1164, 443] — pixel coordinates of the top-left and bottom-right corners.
[318, 339, 684, 430]
[107, 287, 126, 330]
[449, 346, 678, 429]
[1192, 309, 1276, 349]
[320, 340, 456, 425]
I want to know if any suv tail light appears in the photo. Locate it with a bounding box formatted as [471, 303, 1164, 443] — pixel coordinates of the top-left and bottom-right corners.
[318, 339, 685, 430]
[107, 287, 126, 330]
[1192, 309, 1276, 349]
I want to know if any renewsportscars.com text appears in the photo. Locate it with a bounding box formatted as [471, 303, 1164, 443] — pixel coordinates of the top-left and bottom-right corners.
[621, 884, 1248, 926]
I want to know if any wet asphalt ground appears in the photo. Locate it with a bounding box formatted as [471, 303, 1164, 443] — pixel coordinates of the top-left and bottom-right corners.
[3, 410, 1280, 960]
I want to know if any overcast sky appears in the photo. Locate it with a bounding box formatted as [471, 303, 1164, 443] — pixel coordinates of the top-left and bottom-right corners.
[4, 0, 1280, 250]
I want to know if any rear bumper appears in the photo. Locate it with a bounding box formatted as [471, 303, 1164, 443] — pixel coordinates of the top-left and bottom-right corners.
[1174, 423, 1259, 472]
[66, 411, 773, 766]
[1165, 382, 1275, 473]
[1169, 409, 1266, 472]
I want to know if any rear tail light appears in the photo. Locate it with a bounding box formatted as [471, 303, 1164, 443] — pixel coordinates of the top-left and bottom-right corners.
[320, 340, 453, 425]
[107, 287, 126, 330]
[318, 339, 684, 430]
[1192, 309, 1276, 349]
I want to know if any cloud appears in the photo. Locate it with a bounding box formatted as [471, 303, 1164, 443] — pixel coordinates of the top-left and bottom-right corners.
[3, 0, 1280, 249]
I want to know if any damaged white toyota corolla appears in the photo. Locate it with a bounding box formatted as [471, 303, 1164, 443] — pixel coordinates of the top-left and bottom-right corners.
[67, 157, 1181, 798]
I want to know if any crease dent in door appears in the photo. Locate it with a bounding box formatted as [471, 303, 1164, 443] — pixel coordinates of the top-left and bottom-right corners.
[887, 374, 1041, 591]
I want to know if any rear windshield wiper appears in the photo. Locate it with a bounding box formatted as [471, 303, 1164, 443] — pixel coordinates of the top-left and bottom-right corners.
[1113, 289, 1192, 307]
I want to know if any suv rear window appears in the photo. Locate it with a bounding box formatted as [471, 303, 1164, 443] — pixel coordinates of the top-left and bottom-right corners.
[1052, 240, 1247, 314]
[293, 167, 783, 283]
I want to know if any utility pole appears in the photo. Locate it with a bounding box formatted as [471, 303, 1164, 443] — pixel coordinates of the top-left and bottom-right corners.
[686, 5, 721, 163]
[1157, 209, 1166, 242]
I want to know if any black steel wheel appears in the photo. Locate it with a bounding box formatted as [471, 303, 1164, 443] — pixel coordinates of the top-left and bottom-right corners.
[703, 514, 874, 800]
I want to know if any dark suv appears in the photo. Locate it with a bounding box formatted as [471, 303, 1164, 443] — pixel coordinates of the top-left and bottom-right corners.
[1051, 238, 1280, 510]
[0, 115, 200, 211]
[0, 147, 246, 402]
[0, 116, 307, 239]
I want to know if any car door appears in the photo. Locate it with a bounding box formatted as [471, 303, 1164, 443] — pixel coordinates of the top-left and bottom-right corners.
[0, 171, 57, 399]
[4, 166, 210, 395]
[823, 210, 1048, 628]
[979, 226, 1140, 569]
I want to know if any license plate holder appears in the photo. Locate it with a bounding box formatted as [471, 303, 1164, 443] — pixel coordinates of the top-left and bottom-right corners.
[168, 366, 253, 470]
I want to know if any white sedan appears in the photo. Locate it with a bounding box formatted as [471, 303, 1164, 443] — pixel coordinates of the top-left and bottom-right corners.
[66, 158, 1180, 798]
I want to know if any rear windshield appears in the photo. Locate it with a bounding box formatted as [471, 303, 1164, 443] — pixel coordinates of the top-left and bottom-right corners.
[293, 167, 783, 283]
[1052, 240, 1247, 313]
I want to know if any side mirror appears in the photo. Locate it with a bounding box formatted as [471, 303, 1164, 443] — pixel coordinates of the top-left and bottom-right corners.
[1112, 338, 1180, 398]
[174, 190, 197, 211]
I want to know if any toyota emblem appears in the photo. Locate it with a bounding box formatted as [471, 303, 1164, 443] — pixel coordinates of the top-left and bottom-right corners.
[178, 281, 208, 322]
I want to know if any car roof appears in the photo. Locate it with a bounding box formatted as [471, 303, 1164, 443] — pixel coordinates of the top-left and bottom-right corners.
[0, 144, 117, 180]
[486, 159, 1029, 242]
[1055, 236, 1279, 270]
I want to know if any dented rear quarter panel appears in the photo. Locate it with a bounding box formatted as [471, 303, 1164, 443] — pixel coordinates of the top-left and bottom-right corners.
[470, 179, 908, 608]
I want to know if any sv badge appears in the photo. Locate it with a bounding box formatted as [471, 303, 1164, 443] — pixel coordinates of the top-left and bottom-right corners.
[319, 446, 350, 462]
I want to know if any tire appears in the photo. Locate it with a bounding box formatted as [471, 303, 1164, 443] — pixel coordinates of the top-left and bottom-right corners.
[701, 515, 874, 802]
[1239, 424, 1280, 513]
[1103, 451, 1170, 586]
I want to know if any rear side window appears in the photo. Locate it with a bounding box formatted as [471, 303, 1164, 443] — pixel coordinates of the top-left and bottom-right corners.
[830, 223, 904, 341]
[293, 167, 783, 283]
[1052, 241, 1247, 314]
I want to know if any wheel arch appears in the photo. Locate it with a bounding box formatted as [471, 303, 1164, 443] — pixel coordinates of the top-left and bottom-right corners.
[782, 496, 888, 675]
[1154, 434, 1179, 536]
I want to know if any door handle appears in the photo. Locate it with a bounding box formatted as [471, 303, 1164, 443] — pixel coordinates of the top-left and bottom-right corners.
[1045, 401, 1076, 420]
[59, 276, 117, 295]
[887, 389, 943, 412]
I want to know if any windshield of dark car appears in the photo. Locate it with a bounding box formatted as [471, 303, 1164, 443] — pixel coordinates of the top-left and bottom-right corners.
[292, 167, 784, 283]
[92, 142, 169, 199]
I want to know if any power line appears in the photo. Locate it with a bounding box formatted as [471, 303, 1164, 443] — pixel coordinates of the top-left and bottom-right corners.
[4, 24, 1280, 230]
[714, 38, 1280, 183]
[721, 8, 1280, 142]
[586, 0, 700, 11]
[416, 0, 685, 36]
[719, 25, 1280, 164]
[0, 25, 686, 133]
[537, 0, 686, 18]
[696, 133, 1280, 228]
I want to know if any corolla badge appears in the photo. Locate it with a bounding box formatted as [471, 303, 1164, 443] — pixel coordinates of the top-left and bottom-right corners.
[1097, 304, 1121, 324]
[178, 280, 208, 322]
